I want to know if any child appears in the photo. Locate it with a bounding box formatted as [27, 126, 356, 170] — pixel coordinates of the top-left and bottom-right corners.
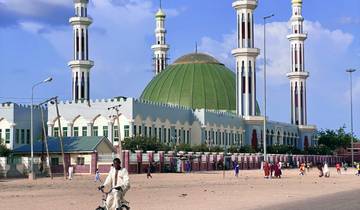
[94, 168, 101, 182]
[234, 162, 240, 178]
[336, 163, 341, 175]
[299, 163, 305, 176]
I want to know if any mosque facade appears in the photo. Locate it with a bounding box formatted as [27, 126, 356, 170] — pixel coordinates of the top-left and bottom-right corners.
[44, 0, 317, 151]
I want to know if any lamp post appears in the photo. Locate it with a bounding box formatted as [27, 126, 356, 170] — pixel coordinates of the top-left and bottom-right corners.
[263, 14, 274, 163]
[346, 69, 356, 166]
[30, 77, 52, 180]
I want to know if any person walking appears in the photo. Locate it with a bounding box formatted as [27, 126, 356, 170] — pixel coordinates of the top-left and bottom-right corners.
[356, 163, 360, 176]
[299, 163, 305, 176]
[274, 162, 282, 179]
[323, 162, 330, 178]
[263, 162, 270, 179]
[336, 163, 341, 175]
[147, 162, 153, 179]
[68, 165, 74, 180]
[234, 162, 240, 178]
[317, 162, 324, 177]
[95, 168, 101, 182]
[343, 162, 348, 173]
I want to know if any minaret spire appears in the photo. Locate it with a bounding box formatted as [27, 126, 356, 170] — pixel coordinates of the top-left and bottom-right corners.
[151, 1, 169, 76]
[287, 0, 309, 125]
[231, 0, 260, 117]
[69, 0, 94, 102]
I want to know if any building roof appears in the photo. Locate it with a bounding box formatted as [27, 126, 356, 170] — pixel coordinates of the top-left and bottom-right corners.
[13, 136, 115, 154]
[141, 53, 260, 114]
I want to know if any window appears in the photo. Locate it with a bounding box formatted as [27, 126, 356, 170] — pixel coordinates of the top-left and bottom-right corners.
[149, 127, 152, 138]
[63, 127, 68, 137]
[154, 128, 157, 138]
[21, 129, 25, 144]
[26, 129, 30, 144]
[54, 127, 59, 137]
[138, 125, 142, 136]
[82, 126, 87, 136]
[187, 131, 190, 144]
[16, 129, 20, 144]
[103, 126, 108, 137]
[114, 126, 119, 142]
[74, 127, 79, 137]
[133, 125, 137, 136]
[0, 129, 2, 144]
[93, 126, 98, 136]
[124, 125, 129, 138]
[77, 157, 85, 165]
[159, 128, 162, 142]
[51, 157, 59, 166]
[5, 129, 10, 144]
[145, 127, 148, 137]
[168, 128, 170, 143]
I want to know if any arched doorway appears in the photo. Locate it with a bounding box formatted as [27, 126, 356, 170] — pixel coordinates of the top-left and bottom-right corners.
[251, 129, 257, 150]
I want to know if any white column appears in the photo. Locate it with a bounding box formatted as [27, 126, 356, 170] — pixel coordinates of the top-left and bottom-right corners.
[47, 123, 54, 137]
[67, 123, 73, 137]
[87, 122, 93, 136]
[108, 121, 114, 144]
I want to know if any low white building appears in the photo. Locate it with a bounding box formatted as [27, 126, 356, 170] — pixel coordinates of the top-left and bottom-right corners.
[0, 102, 45, 149]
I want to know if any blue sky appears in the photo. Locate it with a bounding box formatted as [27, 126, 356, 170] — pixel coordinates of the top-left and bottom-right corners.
[0, 0, 359, 137]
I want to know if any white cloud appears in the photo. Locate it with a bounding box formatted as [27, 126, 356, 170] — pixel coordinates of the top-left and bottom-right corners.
[0, 0, 71, 16]
[198, 20, 354, 85]
[19, 21, 45, 33]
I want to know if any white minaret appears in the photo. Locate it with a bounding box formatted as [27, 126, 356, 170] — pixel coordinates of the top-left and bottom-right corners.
[69, 0, 94, 102]
[231, 0, 260, 117]
[287, 0, 309, 125]
[151, 2, 169, 75]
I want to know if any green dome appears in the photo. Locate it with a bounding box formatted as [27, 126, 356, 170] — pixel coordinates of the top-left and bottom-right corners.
[140, 53, 260, 114]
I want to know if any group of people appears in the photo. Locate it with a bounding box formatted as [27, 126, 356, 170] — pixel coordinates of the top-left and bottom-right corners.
[263, 161, 282, 179]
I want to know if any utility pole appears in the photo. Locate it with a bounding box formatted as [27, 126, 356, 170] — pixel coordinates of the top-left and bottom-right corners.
[263, 14, 274, 163]
[346, 68, 356, 166]
[53, 97, 67, 179]
[108, 105, 123, 167]
[39, 103, 53, 179]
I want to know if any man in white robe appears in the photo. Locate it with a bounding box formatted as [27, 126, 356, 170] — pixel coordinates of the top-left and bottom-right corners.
[101, 158, 130, 210]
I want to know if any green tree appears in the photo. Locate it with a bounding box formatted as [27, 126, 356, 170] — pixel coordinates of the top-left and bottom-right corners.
[122, 136, 170, 152]
[0, 144, 11, 157]
[318, 126, 354, 151]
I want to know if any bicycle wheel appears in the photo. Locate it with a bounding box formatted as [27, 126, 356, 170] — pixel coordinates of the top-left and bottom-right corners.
[118, 204, 130, 210]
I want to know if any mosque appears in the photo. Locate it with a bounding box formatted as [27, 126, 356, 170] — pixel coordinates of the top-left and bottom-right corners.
[44, 0, 317, 151]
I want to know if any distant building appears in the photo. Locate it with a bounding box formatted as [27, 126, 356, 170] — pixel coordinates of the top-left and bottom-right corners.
[46, 0, 317, 150]
[0, 102, 45, 149]
[12, 136, 115, 174]
[1, 0, 318, 151]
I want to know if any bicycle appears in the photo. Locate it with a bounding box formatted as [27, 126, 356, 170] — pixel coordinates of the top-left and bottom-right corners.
[96, 186, 130, 210]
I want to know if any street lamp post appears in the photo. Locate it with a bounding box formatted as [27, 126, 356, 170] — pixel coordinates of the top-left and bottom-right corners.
[30, 77, 52, 180]
[346, 69, 356, 166]
[263, 14, 274, 163]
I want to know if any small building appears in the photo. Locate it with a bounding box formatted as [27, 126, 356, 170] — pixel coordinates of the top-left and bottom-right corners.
[13, 136, 115, 174]
[0, 102, 45, 149]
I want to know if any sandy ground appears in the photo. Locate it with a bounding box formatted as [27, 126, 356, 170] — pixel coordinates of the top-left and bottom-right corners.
[0, 168, 359, 210]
